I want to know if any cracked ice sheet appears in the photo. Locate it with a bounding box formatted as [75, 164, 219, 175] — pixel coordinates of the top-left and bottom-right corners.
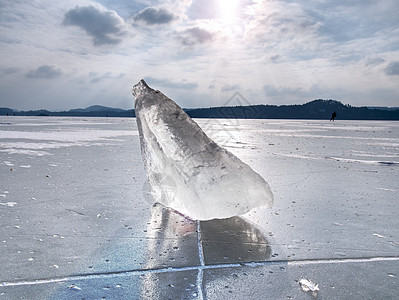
[212, 119, 399, 262]
[0, 116, 138, 157]
[1, 117, 399, 299]
[0, 269, 199, 300]
[203, 259, 399, 299]
[0, 119, 199, 283]
[0, 130, 137, 142]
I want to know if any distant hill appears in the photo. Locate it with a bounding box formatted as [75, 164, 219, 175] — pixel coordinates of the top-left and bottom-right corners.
[69, 105, 126, 113]
[186, 100, 399, 120]
[0, 105, 134, 117]
[366, 106, 399, 111]
[1, 100, 399, 120]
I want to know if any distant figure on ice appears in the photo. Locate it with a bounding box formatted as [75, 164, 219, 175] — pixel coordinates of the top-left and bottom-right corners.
[330, 111, 336, 121]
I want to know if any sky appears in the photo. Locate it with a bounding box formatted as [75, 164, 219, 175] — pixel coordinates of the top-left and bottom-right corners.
[0, 0, 398, 111]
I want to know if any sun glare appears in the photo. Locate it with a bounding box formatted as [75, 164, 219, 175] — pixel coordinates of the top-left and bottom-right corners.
[218, 0, 240, 23]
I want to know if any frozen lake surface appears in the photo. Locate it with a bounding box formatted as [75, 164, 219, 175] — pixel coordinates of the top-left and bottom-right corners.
[1, 117, 398, 299]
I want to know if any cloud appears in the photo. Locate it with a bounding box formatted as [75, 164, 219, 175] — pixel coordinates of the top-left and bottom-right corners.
[3, 67, 20, 75]
[316, 1, 399, 43]
[63, 5, 126, 46]
[175, 27, 214, 46]
[263, 85, 305, 98]
[145, 77, 198, 89]
[262, 85, 327, 103]
[262, 84, 348, 104]
[384, 62, 399, 76]
[26, 65, 62, 79]
[245, 2, 321, 47]
[89, 72, 124, 83]
[221, 84, 240, 92]
[365, 56, 385, 67]
[132, 7, 177, 26]
[269, 54, 283, 63]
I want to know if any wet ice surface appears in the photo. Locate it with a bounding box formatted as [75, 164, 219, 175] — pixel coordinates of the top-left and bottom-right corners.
[1, 117, 399, 299]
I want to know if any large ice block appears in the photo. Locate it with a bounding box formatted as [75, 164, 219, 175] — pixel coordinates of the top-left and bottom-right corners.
[132, 79, 273, 220]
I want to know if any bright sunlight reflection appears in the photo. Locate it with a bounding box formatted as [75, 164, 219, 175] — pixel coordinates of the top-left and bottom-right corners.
[218, 0, 240, 22]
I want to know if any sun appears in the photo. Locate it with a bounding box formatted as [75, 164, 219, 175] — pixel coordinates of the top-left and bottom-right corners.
[217, 0, 240, 23]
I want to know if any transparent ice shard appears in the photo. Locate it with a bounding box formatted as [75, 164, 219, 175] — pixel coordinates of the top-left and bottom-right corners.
[132, 79, 273, 220]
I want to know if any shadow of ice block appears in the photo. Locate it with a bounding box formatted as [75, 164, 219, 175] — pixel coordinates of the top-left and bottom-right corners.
[201, 217, 271, 265]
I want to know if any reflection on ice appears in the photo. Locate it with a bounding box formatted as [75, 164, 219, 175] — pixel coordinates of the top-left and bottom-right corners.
[144, 204, 271, 268]
[143, 203, 197, 270]
[201, 216, 271, 264]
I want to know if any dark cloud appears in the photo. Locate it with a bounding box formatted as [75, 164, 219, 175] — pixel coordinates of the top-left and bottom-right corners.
[145, 77, 198, 89]
[89, 72, 124, 83]
[26, 65, 62, 79]
[3, 67, 20, 75]
[384, 62, 399, 76]
[176, 27, 214, 46]
[221, 84, 240, 92]
[269, 54, 282, 63]
[133, 7, 176, 26]
[365, 56, 385, 67]
[63, 5, 125, 46]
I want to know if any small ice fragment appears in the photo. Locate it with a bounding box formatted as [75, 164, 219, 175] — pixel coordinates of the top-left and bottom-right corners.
[373, 233, 385, 238]
[377, 188, 395, 192]
[132, 79, 273, 220]
[0, 202, 17, 207]
[53, 264, 59, 269]
[69, 284, 82, 290]
[19, 165, 31, 168]
[299, 277, 319, 293]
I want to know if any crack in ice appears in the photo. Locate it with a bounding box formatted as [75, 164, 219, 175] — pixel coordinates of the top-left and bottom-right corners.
[2, 256, 399, 288]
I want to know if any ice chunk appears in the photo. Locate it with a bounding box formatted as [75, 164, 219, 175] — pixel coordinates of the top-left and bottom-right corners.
[299, 277, 319, 295]
[0, 202, 17, 207]
[132, 79, 273, 220]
